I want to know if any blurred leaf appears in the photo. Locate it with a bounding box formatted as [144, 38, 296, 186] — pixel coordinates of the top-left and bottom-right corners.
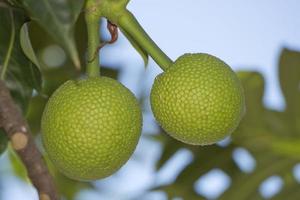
[8, 146, 29, 182]
[0, 8, 42, 112]
[27, 13, 120, 95]
[220, 157, 295, 200]
[149, 49, 300, 200]
[20, 22, 41, 70]
[155, 137, 181, 170]
[8, 142, 94, 200]
[236, 71, 265, 121]
[271, 139, 300, 158]
[233, 71, 267, 148]
[101, 67, 120, 79]
[25, 95, 48, 135]
[279, 48, 300, 134]
[279, 49, 300, 111]
[42, 67, 79, 96]
[18, 0, 85, 68]
[2, 0, 22, 7]
[235, 71, 266, 141]
[0, 129, 8, 155]
[44, 155, 94, 200]
[273, 174, 300, 200]
[153, 132, 195, 170]
[120, 28, 149, 66]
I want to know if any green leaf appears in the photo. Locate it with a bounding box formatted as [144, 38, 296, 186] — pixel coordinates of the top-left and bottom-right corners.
[153, 130, 194, 170]
[273, 174, 300, 200]
[3, 0, 22, 7]
[20, 22, 41, 70]
[271, 138, 300, 158]
[8, 146, 29, 182]
[25, 95, 48, 135]
[18, 0, 85, 69]
[121, 28, 149, 66]
[0, 129, 8, 155]
[25, 13, 120, 96]
[279, 48, 300, 111]
[156, 139, 180, 170]
[279, 48, 300, 133]
[237, 71, 265, 118]
[148, 63, 300, 200]
[220, 157, 296, 200]
[0, 8, 42, 112]
[233, 71, 266, 145]
[44, 155, 94, 200]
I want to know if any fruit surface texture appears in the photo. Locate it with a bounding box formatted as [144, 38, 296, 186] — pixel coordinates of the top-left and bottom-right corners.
[150, 53, 245, 145]
[42, 77, 142, 180]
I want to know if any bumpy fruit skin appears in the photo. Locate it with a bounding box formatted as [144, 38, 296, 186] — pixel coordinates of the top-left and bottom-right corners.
[150, 53, 245, 145]
[42, 77, 142, 180]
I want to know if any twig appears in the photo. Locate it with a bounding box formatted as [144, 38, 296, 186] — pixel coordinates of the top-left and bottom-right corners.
[88, 20, 118, 63]
[0, 80, 58, 200]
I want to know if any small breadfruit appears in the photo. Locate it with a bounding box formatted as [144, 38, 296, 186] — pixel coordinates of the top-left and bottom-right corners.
[150, 53, 245, 145]
[42, 77, 142, 180]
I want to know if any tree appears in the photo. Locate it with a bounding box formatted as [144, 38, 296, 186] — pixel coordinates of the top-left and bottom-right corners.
[0, 0, 299, 200]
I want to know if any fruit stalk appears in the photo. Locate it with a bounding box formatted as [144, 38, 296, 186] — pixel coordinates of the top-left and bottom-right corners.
[85, 1, 101, 77]
[0, 80, 58, 200]
[117, 10, 173, 71]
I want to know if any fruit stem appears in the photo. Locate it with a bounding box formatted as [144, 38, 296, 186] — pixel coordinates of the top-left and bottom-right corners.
[85, 1, 101, 77]
[117, 10, 173, 71]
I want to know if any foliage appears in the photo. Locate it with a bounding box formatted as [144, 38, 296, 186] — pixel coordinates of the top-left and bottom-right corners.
[0, 129, 8, 154]
[0, 8, 41, 112]
[150, 49, 300, 200]
[0, 1, 299, 199]
[0, 2, 118, 198]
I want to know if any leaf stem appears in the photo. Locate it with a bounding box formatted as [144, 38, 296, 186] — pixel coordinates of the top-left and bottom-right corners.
[85, 3, 101, 77]
[1, 9, 15, 80]
[117, 10, 173, 71]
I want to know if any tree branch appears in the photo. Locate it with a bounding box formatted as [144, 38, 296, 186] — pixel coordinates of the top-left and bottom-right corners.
[0, 80, 58, 200]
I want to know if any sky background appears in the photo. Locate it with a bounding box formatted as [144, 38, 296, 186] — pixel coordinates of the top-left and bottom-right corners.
[1, 0, 300, 199]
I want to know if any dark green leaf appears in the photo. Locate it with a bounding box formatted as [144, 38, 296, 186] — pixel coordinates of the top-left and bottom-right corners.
[0, 129, 8, 155]
[20, 22, 41, 69]
[0, 8, 42, 112]
[3, 0, 22, 7]
[18, 0, 85, 68]
[25, 95, 48, 135]
[25, 13, 120, 96]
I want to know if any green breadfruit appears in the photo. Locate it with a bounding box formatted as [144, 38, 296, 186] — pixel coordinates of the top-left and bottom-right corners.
[42, 77, 142, 180]
[151, 53, 245, 145]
